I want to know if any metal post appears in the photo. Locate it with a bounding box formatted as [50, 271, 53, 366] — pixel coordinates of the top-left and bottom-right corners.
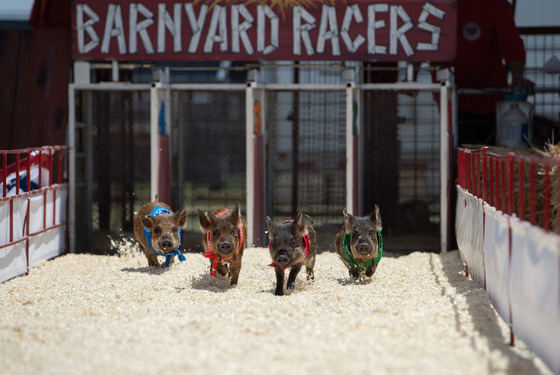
[253, 86, 266, 247]
[440, 80, 449, 253]
[245, 81, 255, 246]
[68, 84, 76, 253]
[150, 84, 159, 202]
[346, 81, 356, 214]
[84, 92, 93, 250]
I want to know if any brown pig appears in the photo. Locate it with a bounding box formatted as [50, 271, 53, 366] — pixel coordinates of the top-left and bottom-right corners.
[133, 197, 188, 268]
[334, 206, 383, 279]
[198, 202, 246, 286]
[266, 212, 317, 296]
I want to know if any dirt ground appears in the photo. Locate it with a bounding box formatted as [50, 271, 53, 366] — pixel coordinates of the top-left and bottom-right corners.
[0, 242, 553, 375]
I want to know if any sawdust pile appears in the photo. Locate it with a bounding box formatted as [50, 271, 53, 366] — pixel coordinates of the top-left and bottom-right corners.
[0, 243, 552, 375]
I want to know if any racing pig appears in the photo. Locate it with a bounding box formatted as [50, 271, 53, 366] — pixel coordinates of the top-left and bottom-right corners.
[334, 205, 383, 279]
[198, 202, 246, 286]
[133, 197, 188, 268]
[266, 212, 317, 296]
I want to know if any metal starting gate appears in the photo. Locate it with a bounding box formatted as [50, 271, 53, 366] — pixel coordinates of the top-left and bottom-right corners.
[68, 63, 454, 254]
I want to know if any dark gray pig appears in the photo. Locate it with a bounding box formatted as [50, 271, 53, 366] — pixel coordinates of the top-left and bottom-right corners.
[334, 205, 383, 279]
[266, 212, 317, 296]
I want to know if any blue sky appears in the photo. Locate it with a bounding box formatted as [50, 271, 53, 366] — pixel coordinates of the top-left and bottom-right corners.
[0, 0, 34, 21]
[515, 0, 560, 26]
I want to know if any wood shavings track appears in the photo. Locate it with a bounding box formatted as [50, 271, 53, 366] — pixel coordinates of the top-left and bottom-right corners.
[0, 245, 551, 375]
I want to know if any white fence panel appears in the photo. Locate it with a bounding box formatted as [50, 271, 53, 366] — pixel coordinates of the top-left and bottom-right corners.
[483, 204, 511, 325]
[28, 194, 45, 234]
[0, 241, 27, 283]
[55, 187, 67, 225]
[510, 218, 560, 375]
[28, 227, 65, 268]
[456, 188, 484, 283]
[0, 197, 29, 282]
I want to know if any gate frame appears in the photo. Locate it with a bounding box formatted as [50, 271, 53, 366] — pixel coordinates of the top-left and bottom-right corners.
[68, 63, 455, 253]
[68, 78, 152, 253]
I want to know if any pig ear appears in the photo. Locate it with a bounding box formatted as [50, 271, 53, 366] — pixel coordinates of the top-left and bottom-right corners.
[175, 208, 187, 228]
[231, 202, 241, 226]
[294, 212, 305, 232]
[265, 216, 275, 237]
[198, 209, 211, 232]
[370, 204, 382, 231]
[343, 209, 354, 227]
[141, 215, 154, 229]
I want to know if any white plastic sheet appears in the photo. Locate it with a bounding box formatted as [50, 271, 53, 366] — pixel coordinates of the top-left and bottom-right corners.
[28, 227, 65, 268]
[0, 198, 29, 282]
[0, 241, 27, 283]
[483, 204, 511, 325]
[28, 194, 45, 234]
[0, 197, 27, 244]
[27, 188, 67, 267]
[455, 188, 485, 284]
[509, 218, 560, 375]
[54, 187, 67, 225]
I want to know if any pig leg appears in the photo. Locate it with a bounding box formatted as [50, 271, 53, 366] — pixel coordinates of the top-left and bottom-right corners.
[349, 266, 361, 280]
[286, 263, 302, 292]
[274, 267, 285, 296]
[305, 255, 315, 281]
[143, 247, 160, 268]
[216, 262, 229, 277]
[365, 262, 378, 277]
[229, 260, 242, 286]
[306, 268, 315, 281]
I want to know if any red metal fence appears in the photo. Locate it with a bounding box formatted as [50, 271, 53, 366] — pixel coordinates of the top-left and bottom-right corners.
[457, 146, 560, 232]
[0, 146, 68, 282]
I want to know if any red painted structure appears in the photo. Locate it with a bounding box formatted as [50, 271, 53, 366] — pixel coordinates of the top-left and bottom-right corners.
[457, 146, 559, 233]
[0, 0, 71, 150]
[71, 0, 457, 62]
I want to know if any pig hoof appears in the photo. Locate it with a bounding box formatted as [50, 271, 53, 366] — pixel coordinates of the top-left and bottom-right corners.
[287, 282, 295, 291]
[307, 272, 314, 281]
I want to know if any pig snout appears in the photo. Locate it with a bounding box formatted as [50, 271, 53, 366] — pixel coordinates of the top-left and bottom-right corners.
[158, 236, 175, 252]
[219, 240, 233, 254]
[274, 251, 291, 267]
[356, 241, 372, 255]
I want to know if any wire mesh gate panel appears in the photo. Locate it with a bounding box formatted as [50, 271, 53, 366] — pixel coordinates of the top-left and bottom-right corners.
[266, 89, 346, 252]
[175, 89, 246, 251]
[362, 89, 441, 251]
[73, 90, 151, 252]
[71, 67, 444, 254]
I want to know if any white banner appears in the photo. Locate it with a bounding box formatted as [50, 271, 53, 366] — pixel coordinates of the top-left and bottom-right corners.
[509, 218, 560, 375]
[483, 204, 511, 325]
[0, 241, 27, 283]
[28, 227, 66, 268]
[455, 188, 484, 284]
[28, 194, 45, 234]
[55, 187, 68, 226]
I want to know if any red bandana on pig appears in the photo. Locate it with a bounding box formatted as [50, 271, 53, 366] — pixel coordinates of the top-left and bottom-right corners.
[203, 211, 244, 276]
[268, 220, 311, 270]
